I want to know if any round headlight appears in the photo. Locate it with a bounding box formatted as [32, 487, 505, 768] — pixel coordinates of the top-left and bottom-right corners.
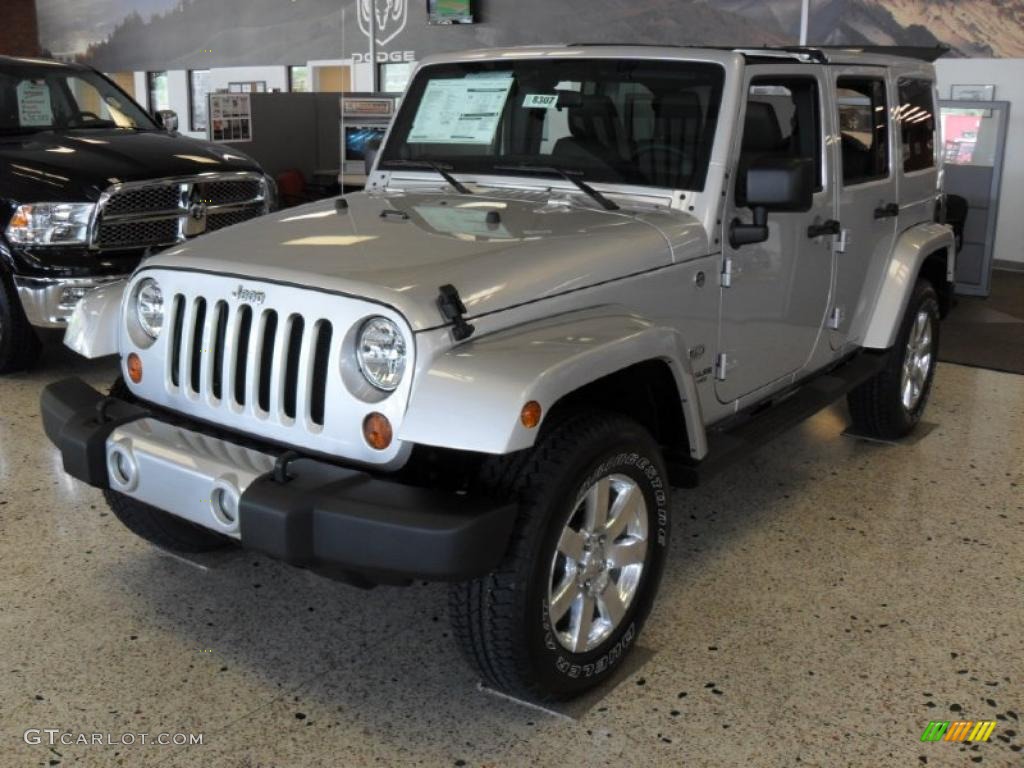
[356, 317, 406, 392]
[134, 278, 164, 339]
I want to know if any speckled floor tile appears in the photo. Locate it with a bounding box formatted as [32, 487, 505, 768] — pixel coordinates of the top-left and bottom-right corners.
[1, 346, 1021, 768]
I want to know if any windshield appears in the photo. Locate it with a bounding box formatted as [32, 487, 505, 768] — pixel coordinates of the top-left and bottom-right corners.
[0, 62, 157, 135]
[381, 58, 725, 191]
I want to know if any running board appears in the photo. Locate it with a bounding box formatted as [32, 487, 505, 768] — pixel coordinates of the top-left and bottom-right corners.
[668, 352, 888, 488]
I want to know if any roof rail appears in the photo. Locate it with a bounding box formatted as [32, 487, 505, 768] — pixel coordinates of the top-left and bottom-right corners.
[565, 43, 950, 64]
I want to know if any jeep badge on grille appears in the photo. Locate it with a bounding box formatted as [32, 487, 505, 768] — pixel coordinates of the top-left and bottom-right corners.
[231, 285, 266, 304]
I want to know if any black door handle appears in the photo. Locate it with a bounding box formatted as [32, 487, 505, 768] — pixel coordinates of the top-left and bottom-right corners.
[874, 203, 900, 219]
[807, 219, 841, 239]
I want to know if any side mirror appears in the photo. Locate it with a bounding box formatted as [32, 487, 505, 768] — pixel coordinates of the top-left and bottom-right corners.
[363, 137, 383, 176]
[730, 157, 815, 248]
[155, 109, 178, 132]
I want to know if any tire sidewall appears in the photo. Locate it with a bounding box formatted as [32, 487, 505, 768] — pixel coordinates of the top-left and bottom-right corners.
[523, 423, 670, 696]
[893, 283, 941, 427]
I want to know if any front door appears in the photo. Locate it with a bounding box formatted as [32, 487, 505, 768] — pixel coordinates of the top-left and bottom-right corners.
[716, 68, 835, 403]
[829, 68, 899, 349]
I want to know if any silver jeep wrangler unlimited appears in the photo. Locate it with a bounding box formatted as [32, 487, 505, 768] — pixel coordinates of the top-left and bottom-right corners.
[43, 45, 955, 702]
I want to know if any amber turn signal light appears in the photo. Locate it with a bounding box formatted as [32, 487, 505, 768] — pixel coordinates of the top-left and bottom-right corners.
[520, 401, 542, 429]
[126, 353, 143, 384]
[363, 412, 393, 450]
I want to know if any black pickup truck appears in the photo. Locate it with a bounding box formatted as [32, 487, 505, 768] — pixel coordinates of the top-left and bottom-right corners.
[0, 55, 274, 372]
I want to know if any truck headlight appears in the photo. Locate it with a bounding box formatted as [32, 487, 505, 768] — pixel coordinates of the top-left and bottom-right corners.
[6, 203, 96, 246]
[356, 316, 406, 392]
[133, 278, 164, 339]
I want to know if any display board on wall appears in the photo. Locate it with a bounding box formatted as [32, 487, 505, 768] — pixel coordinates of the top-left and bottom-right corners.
[209, 93, 253, 142]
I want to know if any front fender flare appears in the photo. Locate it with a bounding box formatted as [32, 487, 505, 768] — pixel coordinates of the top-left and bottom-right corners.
[399, 307, 706, 457]
[64, 279, 125, 358]
[861, 222, 955, 350]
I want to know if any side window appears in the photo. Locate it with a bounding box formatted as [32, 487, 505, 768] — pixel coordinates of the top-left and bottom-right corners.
[898, 78, 936, 173]
[737, 77, 822, 204]
[836, 77, 889, 185]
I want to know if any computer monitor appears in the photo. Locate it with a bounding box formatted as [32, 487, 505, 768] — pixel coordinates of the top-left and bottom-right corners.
[427, 0, 473, 25]
[344, 124, 388, 164]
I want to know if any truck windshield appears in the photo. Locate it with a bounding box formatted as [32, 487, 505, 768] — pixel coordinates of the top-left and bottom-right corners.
[381, 58, 725, 191]
[0, 63, 157, 135]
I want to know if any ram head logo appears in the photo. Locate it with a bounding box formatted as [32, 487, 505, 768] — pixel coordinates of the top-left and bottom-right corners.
[357, 0, 408, 46]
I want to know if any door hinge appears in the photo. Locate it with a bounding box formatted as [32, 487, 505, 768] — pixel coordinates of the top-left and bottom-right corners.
[833, 228, 849, 254]
[828, 306, 844, 330]
[720, 257, 734, 288]
[715, 353, 729, 381]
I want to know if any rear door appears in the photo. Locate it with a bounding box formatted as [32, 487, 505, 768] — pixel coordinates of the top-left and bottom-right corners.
[715, 66, 835, 403]
[828, 68, 899, 349]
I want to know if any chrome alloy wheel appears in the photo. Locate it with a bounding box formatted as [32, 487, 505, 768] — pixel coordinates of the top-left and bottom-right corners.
[901, 309, 934, 412]
[548, 474, 649, 653]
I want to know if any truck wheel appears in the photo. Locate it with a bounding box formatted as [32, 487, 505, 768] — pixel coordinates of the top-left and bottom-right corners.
[0, 273, 42, 374]
[103, 491, 231, 553]
[847, 279, 940, 440]
[450, 412, 671, 702]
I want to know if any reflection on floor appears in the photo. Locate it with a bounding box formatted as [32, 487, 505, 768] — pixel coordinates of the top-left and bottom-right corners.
[1, 347, 1022, 767]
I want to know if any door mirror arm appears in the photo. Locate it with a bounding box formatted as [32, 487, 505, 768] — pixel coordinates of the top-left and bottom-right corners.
[729, 206, 769, 248]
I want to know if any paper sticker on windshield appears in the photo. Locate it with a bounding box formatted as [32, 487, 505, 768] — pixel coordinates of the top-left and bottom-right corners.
[523, 94, 558, 109]
[17, 80, 53, 127]
[408, 76, 514, 145]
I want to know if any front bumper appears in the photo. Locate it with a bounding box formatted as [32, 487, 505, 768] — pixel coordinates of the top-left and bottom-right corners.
[15, 275, 126, 328]
[41, 378, 517, 582]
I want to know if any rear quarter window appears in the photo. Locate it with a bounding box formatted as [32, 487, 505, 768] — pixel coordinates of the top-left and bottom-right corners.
[898, 78, 936, 173]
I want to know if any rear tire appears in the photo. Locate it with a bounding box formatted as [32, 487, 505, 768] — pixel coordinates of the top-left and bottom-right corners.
[449, 411, 670, 702]
[847, 279, 940, 440]
[0, 273, 42, 374]
[103, 491, 231, 554]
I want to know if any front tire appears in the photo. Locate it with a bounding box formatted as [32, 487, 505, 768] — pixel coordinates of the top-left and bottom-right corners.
[847, 279, 940, 439]
[449, 412, 670, 702]
[0, 273, 42, 374]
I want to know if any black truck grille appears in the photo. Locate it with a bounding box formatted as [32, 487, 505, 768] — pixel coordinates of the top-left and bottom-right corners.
[94, 175, 266, 251]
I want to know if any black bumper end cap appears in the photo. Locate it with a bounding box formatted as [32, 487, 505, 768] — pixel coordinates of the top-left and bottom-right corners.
[40, 378, 147, 487]
[239, 459, 517, 581]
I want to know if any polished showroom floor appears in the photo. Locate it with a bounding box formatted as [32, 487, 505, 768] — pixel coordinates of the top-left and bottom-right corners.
[1, 347, 1021, 768]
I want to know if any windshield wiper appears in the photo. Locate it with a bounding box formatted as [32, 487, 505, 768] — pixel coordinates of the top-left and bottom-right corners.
[383, 160, 473, 195]
[493, 163, 619, 211]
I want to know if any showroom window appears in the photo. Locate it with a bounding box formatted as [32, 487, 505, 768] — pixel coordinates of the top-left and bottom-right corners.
[898, 78, 936, 173]
[836, 77, 890, 185]
[288, 65, 310, 93]
[147, 70, 169, 112]
[188, 69, 210, 132]
[737, 78, 824, 200]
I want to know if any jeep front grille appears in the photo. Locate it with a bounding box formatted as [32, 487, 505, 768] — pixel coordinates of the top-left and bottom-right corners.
[168, 294, 334, 427]
[93, 173, 267, 251]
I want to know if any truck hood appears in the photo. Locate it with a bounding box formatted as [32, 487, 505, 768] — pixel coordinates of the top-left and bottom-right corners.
[0, 129, 262, 203]
[145, 190, 708, 331]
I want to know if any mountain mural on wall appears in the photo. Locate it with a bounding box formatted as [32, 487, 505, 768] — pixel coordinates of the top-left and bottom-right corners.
[34, 0, 1024, 70]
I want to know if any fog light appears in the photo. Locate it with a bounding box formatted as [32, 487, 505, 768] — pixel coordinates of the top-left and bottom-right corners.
[363, 412, 393, 450]
[520, 401, 542, 429]
[58, 285, 90, 309]
[107, 444, 138, 491]
[211, 486, 239, 526]
[127, 353, 143, 384]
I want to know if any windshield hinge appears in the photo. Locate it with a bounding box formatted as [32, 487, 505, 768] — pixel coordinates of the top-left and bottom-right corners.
[715, 353, 729, 381]
[437, 284, 475, 342]
[720, 257, 734, 288]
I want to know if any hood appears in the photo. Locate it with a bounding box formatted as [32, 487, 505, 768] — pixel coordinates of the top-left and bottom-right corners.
[0, 129, 262, 203]
[145, 189, 709, 331]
